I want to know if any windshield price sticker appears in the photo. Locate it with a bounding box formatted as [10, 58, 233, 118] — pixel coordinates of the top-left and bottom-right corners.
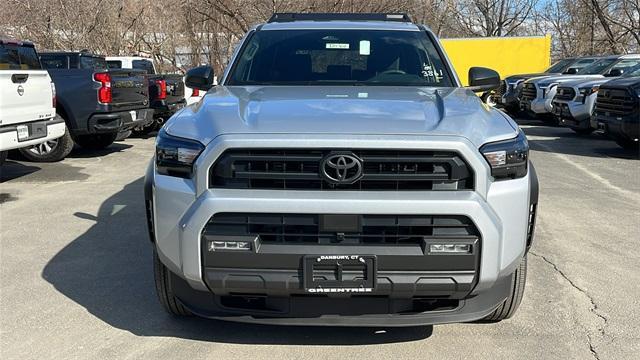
[326, 43, 350, 50]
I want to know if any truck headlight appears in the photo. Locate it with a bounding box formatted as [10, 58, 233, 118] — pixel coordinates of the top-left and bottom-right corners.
[577, 86, 598, 103]
[480, 130, 529, 180]
[155, 128, 204, 178]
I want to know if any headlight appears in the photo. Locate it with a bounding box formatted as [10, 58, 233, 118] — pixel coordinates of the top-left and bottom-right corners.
[155, 128, 205, 178]
[577, 86, 599, 103]
[480, 130, 529, 180]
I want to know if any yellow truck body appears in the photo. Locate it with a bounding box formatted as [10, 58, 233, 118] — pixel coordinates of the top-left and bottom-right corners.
[441, 35, 552, 85]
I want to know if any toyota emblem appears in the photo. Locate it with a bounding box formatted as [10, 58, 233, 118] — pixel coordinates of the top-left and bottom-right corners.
[321, 153, 363, 184]
[17, 85, 24, 96]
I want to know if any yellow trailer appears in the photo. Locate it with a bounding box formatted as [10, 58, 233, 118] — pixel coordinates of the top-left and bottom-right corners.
[441, 35, 552, 85]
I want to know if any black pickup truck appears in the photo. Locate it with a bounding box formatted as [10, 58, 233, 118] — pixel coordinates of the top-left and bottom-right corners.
[592, 68, 640, 149]
[106, 57, 186, 134]
[23, 51, 154, 161]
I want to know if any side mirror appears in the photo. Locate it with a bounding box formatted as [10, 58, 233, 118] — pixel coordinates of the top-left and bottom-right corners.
[606, 68, 623, 77]
[467, 67, 501, 93]
[565, 68, 579, 75]
[185, 65, 215, 91]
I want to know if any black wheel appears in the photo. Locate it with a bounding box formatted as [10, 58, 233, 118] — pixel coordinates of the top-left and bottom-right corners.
[19, 126, 74, 162]
[572, 127, 595, 135]
[615, 139, 639, 150]
[115, 130, 132, 141]
[482, 255, 527, 322]
[153, 250, 192, 316]
[0, 151, 7, 166]
[73, 132, 118, 150]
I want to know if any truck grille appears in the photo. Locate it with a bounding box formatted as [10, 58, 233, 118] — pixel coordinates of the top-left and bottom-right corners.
[520, 83, 537, 101]
[204, 213, 480, 245]
[595, 87, 637, 116]
[490, 81, 507, 102]
[210, 149, 474, 191]
[555, 87, 576, 101]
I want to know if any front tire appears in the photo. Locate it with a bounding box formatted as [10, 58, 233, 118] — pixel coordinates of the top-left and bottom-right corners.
[482, 255, 527, 322]
[0, 151, 7, 166]
[19, 127, 74, 162]
[73, 132, 118, 150]
[153, 250, 192, 317]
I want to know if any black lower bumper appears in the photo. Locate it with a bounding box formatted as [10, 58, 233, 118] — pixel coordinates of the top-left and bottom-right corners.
[595, 113, 640, 142]
[172, 271, 511, 327]
[500, 93, 520, 111]
[553, 102, 590, 130]
[87, 108, 154, 133]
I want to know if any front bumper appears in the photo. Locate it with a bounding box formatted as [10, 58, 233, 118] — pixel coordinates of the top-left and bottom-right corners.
[595, 112, 640, 142]
[87, 108, 154, 133]
[0, 116, 66, 152]
[170, 268, 513, 327]
[148, 134, 535, 325]
[553, 96, 596, 130]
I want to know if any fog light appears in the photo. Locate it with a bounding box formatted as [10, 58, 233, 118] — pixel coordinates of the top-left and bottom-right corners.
[208, 240, 251, 251]
[429, 244, 471, 254]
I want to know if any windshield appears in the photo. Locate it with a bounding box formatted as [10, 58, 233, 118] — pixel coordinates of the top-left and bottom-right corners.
[132, 59, 155, 74]
[0, 43, 41, 70]
[622, 64, 640, 77]
[107, 60, 122, 69]
[546, 59, 572, 73]
[227, 30, 454, 86]
[580, 58, 617, 74]
[79, 56, 107, 70]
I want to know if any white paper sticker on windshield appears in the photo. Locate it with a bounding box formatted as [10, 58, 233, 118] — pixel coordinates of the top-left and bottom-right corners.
[359, 41, 371, 55]
[326, 43, 350, 50]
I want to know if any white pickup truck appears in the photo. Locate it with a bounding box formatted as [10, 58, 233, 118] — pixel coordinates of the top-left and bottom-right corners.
[0, 39, 66, 165]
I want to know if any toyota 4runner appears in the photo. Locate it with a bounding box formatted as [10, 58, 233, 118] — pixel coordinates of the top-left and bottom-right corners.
[145, 13, 538, 326]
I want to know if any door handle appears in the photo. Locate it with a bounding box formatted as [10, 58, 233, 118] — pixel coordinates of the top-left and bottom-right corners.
[11, 74, 29, 83]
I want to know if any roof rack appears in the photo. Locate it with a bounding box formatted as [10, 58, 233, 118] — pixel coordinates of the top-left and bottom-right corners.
[267, 13, 412, 23]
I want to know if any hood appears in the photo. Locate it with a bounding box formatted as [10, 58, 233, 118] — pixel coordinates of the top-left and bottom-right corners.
[165, 86, 518, 148]
[505, 73, 553, 82]
[559, 77, 611, 89]
[601, 76, 640, 88]
[530, 74, 604, 87]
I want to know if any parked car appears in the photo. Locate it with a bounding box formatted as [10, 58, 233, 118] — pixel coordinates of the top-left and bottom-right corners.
[33, 51, 153, 159]
[520, 54, 640, 122]
[592, 67, 640, 149]
[0, 39, 66, 164]
[553, 64, 640, 134]
[106, 56, 186, 134]
[145, 13, 538, 326]
[491, 56, 600, 112]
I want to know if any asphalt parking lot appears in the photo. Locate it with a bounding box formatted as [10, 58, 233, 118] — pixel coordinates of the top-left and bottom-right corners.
[1, 120, 639, 360]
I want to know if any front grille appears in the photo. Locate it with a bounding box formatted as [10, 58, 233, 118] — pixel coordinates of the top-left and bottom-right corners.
[204, 213, 480, 245]
[595, 87, 637, 116]
[555, 87, 576, 101]
[520, 83, 537, 101]
[490, 81, 507, 102]
[210, 149, 474, 191]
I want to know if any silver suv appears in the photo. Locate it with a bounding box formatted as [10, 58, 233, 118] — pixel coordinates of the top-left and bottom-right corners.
[145, 13, 538, 326]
